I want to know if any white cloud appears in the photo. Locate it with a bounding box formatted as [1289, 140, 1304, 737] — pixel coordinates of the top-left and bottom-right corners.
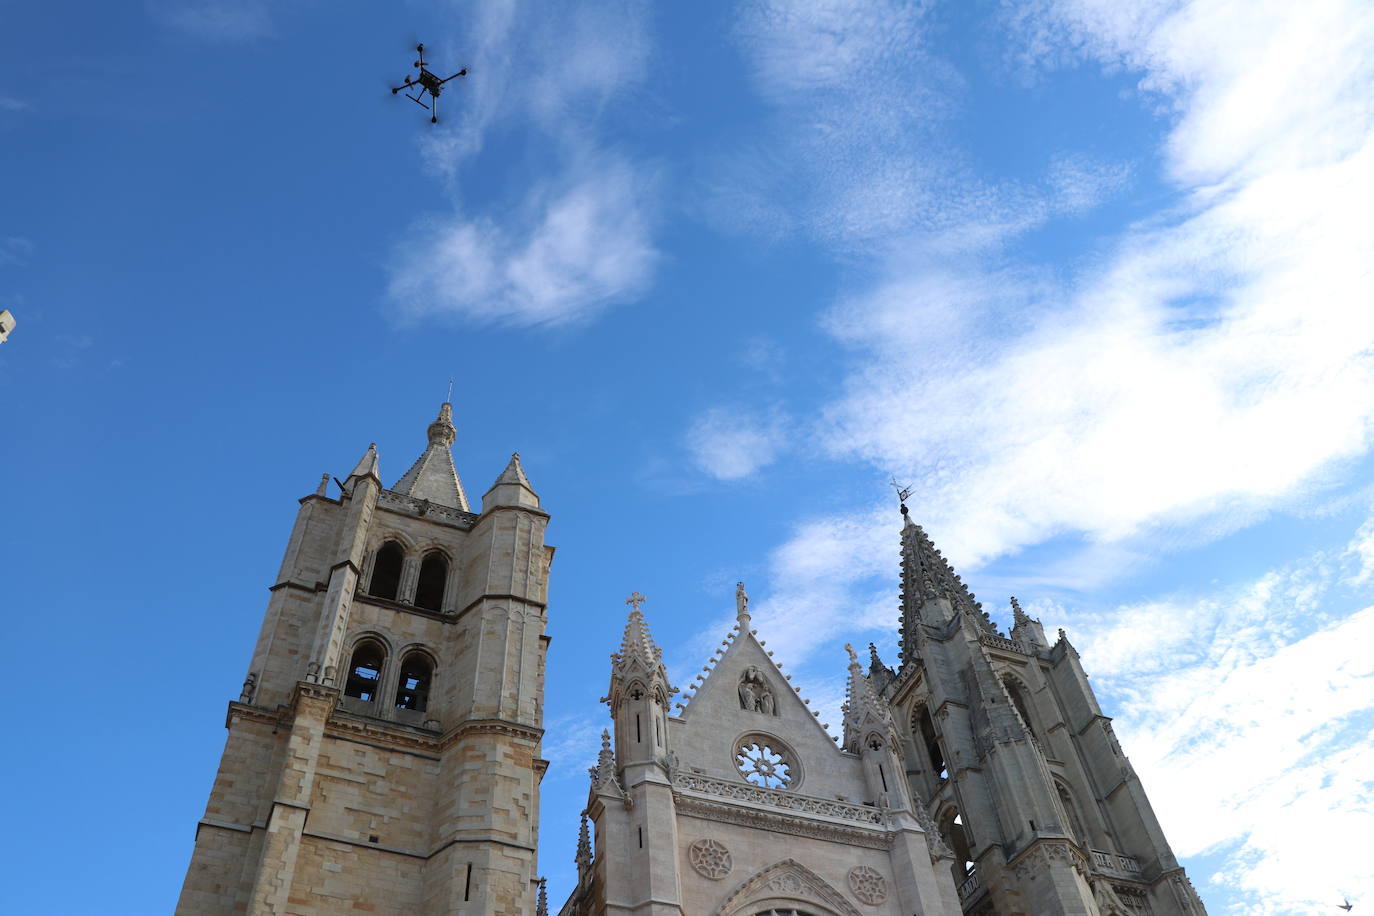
[389, 160, 657, 328]
[1059, 529, 1374, 914]
[388, 0, 659, 328]
[686, 406, 789, 480]
[0, 96, 28, 112]
[150, 0, 274, 43]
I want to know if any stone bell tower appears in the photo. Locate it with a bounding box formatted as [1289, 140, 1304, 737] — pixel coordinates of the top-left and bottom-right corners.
[883, 503, 1207, 916]
[177, 402, 554, 915]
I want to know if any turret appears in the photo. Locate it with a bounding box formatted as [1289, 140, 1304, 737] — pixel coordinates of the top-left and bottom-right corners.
[483, 451, 540, 511]
[604, 593, 673, 769]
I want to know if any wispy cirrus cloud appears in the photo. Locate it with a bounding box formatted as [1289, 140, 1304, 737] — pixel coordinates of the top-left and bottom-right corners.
[686, 405, 790, 481]
[388, 0, 659, 329]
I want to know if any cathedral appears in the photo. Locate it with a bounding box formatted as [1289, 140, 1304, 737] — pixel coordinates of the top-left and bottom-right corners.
[179, 404, 1207, 915]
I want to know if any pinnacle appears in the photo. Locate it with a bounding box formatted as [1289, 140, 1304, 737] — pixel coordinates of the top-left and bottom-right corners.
[347, 443, 380, 482]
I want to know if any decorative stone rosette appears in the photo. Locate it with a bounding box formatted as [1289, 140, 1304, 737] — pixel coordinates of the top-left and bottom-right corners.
[847, 865, 887, 905]
[689, 838, 733, 880]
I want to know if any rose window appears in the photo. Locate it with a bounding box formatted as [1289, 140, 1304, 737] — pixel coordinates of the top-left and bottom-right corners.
[736, 740, 793, 788]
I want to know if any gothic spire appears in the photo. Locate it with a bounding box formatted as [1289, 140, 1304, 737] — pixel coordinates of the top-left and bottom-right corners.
[575, 811, 593, 876]
[897, 508, 998, 669]
[1011, 595, 1031, 628]
[390, 402, 471, 511]
[842, 643, 893, 752]
[605, 593, 673, 710]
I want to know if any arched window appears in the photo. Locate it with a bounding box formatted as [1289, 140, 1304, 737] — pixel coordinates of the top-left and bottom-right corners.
[414, 552, 447, 611]
[1004, 677, 1038, 739]
[368, 541, 404, 600]
[344, 641, 386, 702]
[1056, 780, 1088, 846]
[939, 807, 975, 882]
[917, 706, 948, 781]
[394, 653, 433, 711]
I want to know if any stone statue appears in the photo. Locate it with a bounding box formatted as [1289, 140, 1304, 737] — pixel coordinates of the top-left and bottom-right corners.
[739, 677, 757, 711]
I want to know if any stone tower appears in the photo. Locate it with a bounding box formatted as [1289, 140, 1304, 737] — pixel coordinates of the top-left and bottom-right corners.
[178, 402, 554, 915]
[560, 589, 964, 915]
[885, 504, 1207, 915]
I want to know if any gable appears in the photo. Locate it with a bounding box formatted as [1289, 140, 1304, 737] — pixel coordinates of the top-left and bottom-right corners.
[670, 626, 864, 799]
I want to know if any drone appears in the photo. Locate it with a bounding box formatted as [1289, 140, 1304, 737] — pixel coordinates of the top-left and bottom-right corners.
[392, 43, 466, 123]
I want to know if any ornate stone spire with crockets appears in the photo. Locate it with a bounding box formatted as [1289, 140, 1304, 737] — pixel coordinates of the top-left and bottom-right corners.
[897, 506, 999, 669]
[842, 643, 895, 753]
[606, 592, 673, 707]
[390, 401, 471, 510]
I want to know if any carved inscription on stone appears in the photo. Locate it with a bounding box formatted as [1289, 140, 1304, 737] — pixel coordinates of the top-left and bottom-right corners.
[848, 865, 887, 905]
[688, 838, 732, 880]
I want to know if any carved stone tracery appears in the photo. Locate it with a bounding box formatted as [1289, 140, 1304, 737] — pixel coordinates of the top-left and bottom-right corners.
[847, 865, 887, 905]
[689, 838, 733, 880]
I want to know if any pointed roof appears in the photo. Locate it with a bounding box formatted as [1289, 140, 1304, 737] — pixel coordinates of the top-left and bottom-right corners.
[482, 451, 540, 510]
[897, 506, 998, 668]
[391, 402, 471, 511]
[606, 593, 673, 708]
[346, 443, 380, 482]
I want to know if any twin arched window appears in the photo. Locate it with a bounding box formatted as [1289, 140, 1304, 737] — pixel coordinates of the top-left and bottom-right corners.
[368, 540, 449, 611]
[343, 640, 436, 714]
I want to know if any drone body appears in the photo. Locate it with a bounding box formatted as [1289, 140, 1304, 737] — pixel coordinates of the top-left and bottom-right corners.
[392, 43, 466, 124]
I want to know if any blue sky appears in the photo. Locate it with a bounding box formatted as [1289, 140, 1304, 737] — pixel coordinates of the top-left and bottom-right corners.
[2, 1, 1372, 913]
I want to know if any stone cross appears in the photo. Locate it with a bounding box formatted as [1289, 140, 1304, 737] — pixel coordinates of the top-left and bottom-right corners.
[626, 591, 646, 612]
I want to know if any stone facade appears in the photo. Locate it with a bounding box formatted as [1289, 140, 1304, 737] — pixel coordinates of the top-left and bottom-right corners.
[559, 510, 1207, 916]
[177, 403, 553, 915]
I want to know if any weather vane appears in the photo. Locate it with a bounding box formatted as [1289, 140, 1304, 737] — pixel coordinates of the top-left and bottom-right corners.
[392, 43, 467, 124]
[890, 477, 914, 514]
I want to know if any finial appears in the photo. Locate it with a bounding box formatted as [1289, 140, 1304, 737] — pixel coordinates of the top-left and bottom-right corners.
[845, 643, 859, 665]
[626, 591, 646, 613]
[316, 473, 330, 496]
[427, 401, 457, 447]
[735, 581, 750, 621]
[868, 642, 883, 669]
[446, 377, 454, 402]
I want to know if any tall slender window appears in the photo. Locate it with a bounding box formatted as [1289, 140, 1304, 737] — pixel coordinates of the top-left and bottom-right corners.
[917, 707, 948, 781]
[369, 541, 404, 600]
[344, 642, 386, 702]
[414, 552, 448, 611]
[394, 653, 433, 711]
[1005, 677, 1038, 739]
